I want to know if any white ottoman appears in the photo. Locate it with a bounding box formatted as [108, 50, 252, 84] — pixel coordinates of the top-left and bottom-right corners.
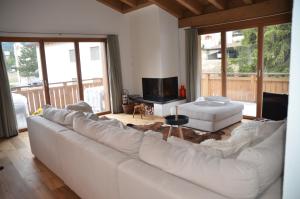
[177, 101, 244, 132]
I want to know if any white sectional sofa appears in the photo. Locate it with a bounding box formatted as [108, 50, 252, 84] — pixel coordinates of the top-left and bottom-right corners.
[27, 109, 285, 199]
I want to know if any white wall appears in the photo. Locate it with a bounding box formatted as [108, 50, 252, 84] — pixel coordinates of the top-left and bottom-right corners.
[128, 5, 180, 95]
[0, 0, 134, 92]
[0, 0, 183, 96]
[159, 8, 179, 78]
[178, 29, 186, 86]
[128, 6, 162, 94]
[283, 1, 300, 198]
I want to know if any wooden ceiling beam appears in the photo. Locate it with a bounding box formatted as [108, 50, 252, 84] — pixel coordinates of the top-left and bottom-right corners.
[175, 0, 202, 15]
[148, 0, 183, 18]
[96, 0, 124, 13]
[120, 0, 137, 7]
[243, 0, 254, 4]
[179, 0, 292, 28]
[207, 0, 226, 10]
[123, 0, 153, 13]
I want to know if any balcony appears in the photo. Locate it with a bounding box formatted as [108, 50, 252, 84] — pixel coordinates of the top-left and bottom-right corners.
[11, 78, 106, 129]
[201, 72, 289, 116]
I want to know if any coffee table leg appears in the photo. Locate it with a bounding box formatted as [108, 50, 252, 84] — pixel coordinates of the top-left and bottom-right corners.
[178, 126, 184, 139]
[168, 126, 173, 138]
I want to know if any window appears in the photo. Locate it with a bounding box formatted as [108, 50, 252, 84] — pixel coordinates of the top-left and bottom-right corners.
[199, 22, 291, 118]
[1, 42, 44, 130]
[45, 42, 80, 108]
[0, 38, 111, 131]
[90, 46, 100, 60]
[200, 33, 222, 97]
[226, 28, 258, 117]
[69, 49, 75, 63]
[80, 42, 110, 112]
[263, 23, 291, 95]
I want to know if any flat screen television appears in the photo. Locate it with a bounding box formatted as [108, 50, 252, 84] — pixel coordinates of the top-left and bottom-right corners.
[142, 76, 178, 102]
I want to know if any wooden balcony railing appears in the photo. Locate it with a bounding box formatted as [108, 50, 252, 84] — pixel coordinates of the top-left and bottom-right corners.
[201, 73, 289, 102]
[12, 78, 103, 114]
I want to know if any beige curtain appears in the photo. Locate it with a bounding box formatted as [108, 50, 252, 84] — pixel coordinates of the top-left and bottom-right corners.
[185, 28, 199, 102]
[107, 35, 123, 113]
[0, 43, 19, 138]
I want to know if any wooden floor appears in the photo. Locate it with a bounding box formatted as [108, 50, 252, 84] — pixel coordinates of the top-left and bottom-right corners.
[0, 132, 80, 199]
[0, 114, 244, 199]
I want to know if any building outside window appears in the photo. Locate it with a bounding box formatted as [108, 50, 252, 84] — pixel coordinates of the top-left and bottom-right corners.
[90, 46, 100, 61]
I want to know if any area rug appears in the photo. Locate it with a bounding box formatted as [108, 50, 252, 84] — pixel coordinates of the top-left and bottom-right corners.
[127, 122, 224, 144]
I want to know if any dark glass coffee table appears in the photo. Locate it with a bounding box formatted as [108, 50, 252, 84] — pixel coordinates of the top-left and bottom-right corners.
[164, 115, 189, 139]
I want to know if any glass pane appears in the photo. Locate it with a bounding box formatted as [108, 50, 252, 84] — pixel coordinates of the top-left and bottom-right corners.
[200, 33, 222, 97]
[226, 28, 258, 117]
[2, 42, 44, 129]
[263, 23, 291, 94]
[44, 42, 80, 108]
[79, 42, 110, 113]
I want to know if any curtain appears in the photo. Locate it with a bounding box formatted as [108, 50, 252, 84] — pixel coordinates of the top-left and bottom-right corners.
[185, 28, 198, 102]
[107, 35, 123, 113]
[0, 43, 18, 138]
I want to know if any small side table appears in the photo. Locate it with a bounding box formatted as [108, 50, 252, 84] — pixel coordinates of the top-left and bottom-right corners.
[164, 115, 189, 139]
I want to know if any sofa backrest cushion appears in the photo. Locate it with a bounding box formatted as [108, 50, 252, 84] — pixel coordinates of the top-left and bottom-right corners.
[66, 101, 93, 113]
[139, 131, 259, 199]
[73, 117, 143, 156]
[43, 105, 85, 128]
[237, 123, 286, 194]
[95, 125, 144, 156]
[200, 121, 259, 157]
[199, 120, 285, 158]
[251, 120, 285, 146]
[167, 136, 223, 158]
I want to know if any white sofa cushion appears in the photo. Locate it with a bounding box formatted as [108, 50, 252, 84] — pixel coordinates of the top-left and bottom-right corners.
[167, 136, 223, 157]
[96, 126, 144, 156]
[237, 123, 286, 194]
[205, 96, 230, 103]
[43, 105, 69, 123]
[139, 131, 259, 199]
[66, 101, 93, 113]
[43, 105, 86, 128]
[200, 121, 260, 157]
[73, 117, 143, 155]
[251, 120, 285, 146]
[200, 120, 285, 157]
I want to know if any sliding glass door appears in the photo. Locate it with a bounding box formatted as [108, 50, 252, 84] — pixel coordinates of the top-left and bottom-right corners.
[263, 23, 291, 95]
[226, 28, 258, 117]
[1, 38, 111, 130]
[199, 22, 291, 118]
[44, 42, 80, 108]
[200, 33, 222, 97]
[79, 42, 110, 113]
[2, 42, 45, 129]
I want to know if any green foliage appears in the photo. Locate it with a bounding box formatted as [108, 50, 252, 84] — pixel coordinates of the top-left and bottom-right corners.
[18, 45, 38, 78]
[228, 29, 257, 73]
[264, 23, 291, 73]
[228, 24, 291, 74]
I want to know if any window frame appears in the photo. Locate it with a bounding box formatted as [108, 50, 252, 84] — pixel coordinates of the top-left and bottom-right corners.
[198, 13, 291, 119]
[0, 37, 111, 120]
